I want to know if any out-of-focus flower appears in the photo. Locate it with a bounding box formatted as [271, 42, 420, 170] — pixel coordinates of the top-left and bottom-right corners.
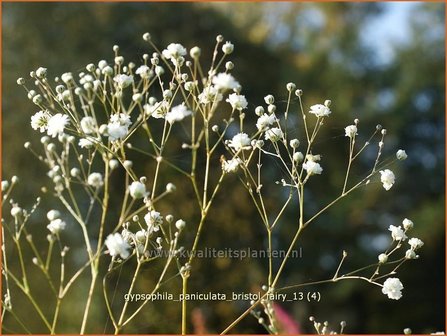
[379, 169, 395, 191]
[105, 233, 130, 259]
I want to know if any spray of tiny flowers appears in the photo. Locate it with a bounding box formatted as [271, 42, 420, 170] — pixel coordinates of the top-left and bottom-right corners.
[2, 33, 423, 334]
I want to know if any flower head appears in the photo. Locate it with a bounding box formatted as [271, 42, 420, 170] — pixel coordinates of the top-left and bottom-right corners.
[379, 169, 395, 191]
[79, 138, 94, 149]
[388, 225, 407, 241]
[264, 127, 283, 142]
[396, 149, 408, 160]
[222, 158, 242, 173]
[408, 237, 424, 250]
[344, 125, 357, 138]
[114, 74, 134, 89]
[162, 43, 187, 64]
[47, 113, 69, 137]
[256, 114, 276, 131]
[47, 218, 66, 234]
[87, 172, 103, 188]
[129, 181, 148, 199]
[31, 110, 51, 132]
[105, 233, 130, 259]
[107, 113, 132, 141]
[135, 65, 151, 79]
[144, 210, 163, 235]
[80, 117, 97, 134]
[303, 160, 323, 176]
[309, 104, 331, 117]
[212, 73, 239, 91]
[166, 104, 192, 124]
[228, 133, 251, 151]
[402, 218, 414, 230]
[198, 86, 223, 104]
[382, 277, 403, 300]
[226, 93, 248, 111]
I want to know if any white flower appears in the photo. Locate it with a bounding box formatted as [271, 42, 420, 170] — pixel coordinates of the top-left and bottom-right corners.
[222, 41, 234, 54]
[228, 133, 251, 151]
[344, 125, 357, 138]
[198, 86, 223, 104]
[10, 206, 22, 218]
[396, 149, 408, 160]
[379, 169, 395, 191]
[129, 181, 148, 199]
[109, 159, 119, 170]
[212, 73, 239, 91]
[80, 117, 97, 134]
[382, 278, 403, 300]
[402, 218, 414, 230]
[105, 233, 130, 259]
[408, 237, 424, 250]
[303, 160, 323, 175]
[87, 172, 103, 188]
[114, 74, 134, 89]
[1, 180, 9, 191]
[309, 104, 331, 117]
[61, 72, 73, 84]
[256, 114, 276, 131]
[388, 225, 407, 241]
[222, 158, 242, 173]
[144, 210, 163, 234]
[47, 218, 66, 234]
[175, 219, 186, 230]
[47, 209, 61, 221]
[35, 67, 47, 78]
[166, 183, 176, 193]
[148, 101, 170, 119]
[264, 127, 283, 142]
[166, 104, 192, 124]
[135, 229, 147, 243]
[135, 65, 151, 79]
[162, 43, 187, 63]
[226, 93, 248, 111]
[293, 152, 304, 162]
[31, 110, 51, 132]
[378, 253, 388, 263]
[47, 113, 69, 137]
[79, 138, 94, 149]
[107, 113, 132, 141]
[405, 249, 417, 259]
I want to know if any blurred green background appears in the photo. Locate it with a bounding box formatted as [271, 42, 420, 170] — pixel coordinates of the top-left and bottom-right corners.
[2, 2, 445, 334]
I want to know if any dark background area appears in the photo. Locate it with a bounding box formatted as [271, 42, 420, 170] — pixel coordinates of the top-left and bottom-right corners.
[2, 2, 445, 334]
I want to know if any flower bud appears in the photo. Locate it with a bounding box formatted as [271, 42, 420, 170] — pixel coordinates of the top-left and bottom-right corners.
[378, 253, 388, 263]
[175, 219, 186, 230]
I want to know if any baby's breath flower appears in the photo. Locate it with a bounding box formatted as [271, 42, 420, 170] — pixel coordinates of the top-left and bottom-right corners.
[408, 237, 424, 250]
[166, 104, 192, 124]
[226, 93, 248, 111]
[379, 169, 395, 191]
[198, 86, 223, 104]
[47, 113, 69, 138]
[309, 104, 331, 117]
[228, 133, 251, 151]
[378, 253, 388, 263]
[189, 46, 201, 59]
[286, 82, 296, 91]
[256, 114, 275, 131]
[1, 180, 9, 191]
[80, 117, 97, 134]
[105, 233, 130, 259]
[388, 225, 407, 241]
[129, 181, 148, 199]
[225, 61, 234, 70]
[70, 168, 80, 177]
[35, 67, 47, 79]
[302, 160, 323, 175]
[293, 152, 304, 162]
[11, 176, 19, 184]
[87, 172, 103, 188]
[144, 210, 163, 234]
[382, 278, 403, 300]
[107, 113, 132, 141]
[47, 209, 61, 221]
[264, 127, 283, 142]
[212, 73, 239, 91]
[222, 158, 242, 173]
[290, 139, 300, 148]
[79, 138, 94, 149]
[405, 249, 417, 259]
[222, 41, 234, 55]
[47, 218, 66, 234]
[31, 110, 51, 132]
[264, 95, 274, 105]
[344, 125, 357, 138]
[175, 219, 186, 231]
[166, 183, 176, 193]
[11, 206, 22, 218]
[402, 218, 414, 230]
[109, 159, 119, 170]
[135, 65, 151, 79]
[113, 74, 133, 89]
[396, 149, 408, 160]
[162, 43, 187, 64]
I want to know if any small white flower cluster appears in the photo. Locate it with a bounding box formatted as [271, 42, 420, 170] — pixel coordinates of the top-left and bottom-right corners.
[46, 209, 66, 235]
[378, 218, 423, 300]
